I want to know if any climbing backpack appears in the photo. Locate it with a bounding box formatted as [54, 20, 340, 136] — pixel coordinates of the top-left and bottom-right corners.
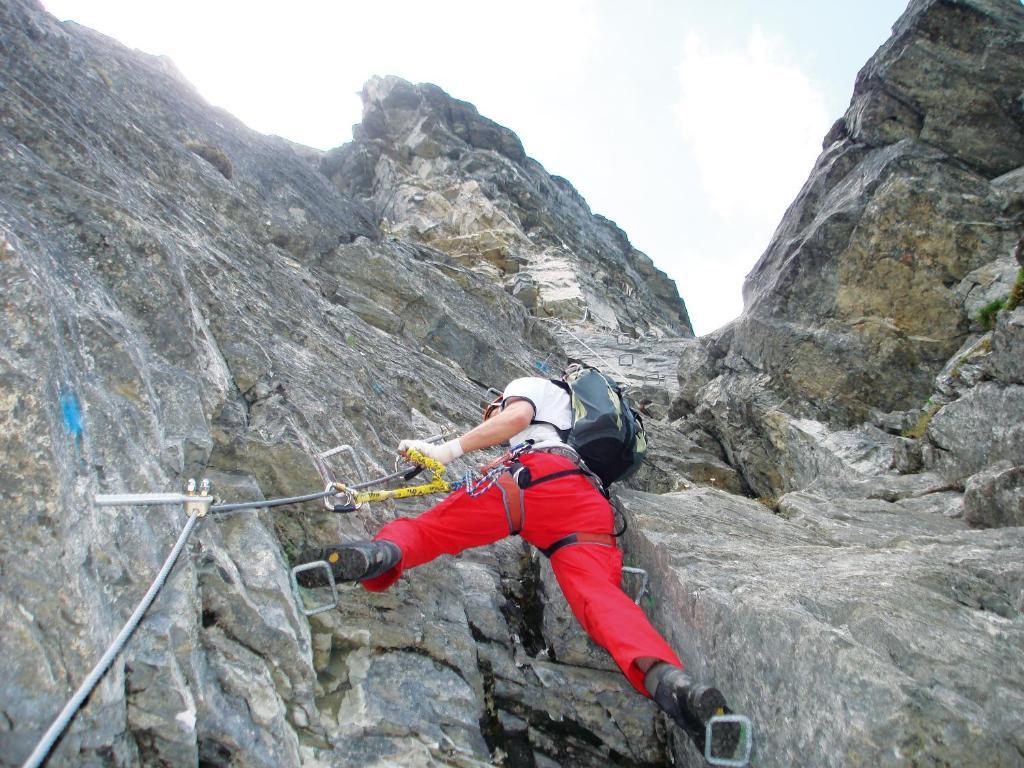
[552, 365, 648, 487]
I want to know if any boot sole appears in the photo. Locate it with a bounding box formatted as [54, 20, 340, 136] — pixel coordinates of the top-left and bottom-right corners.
[294, 546, 370, 586]
[666, 678, 741, 758]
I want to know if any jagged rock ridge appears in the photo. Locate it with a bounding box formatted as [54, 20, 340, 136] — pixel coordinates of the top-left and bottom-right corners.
[322, 75, 691, 340]
[729, 0, 1024, 424]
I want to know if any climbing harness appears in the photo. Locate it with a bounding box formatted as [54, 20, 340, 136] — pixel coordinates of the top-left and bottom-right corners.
[290, 440, 649, 610]
[539, 531, 617, 558]
[460, 443, 645, 602]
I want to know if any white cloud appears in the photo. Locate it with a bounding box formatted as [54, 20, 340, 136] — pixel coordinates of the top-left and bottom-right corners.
[675, 27, 830, 228]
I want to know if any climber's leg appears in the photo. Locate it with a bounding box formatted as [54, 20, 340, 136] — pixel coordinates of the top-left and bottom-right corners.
[548, 543, 682, 693]
[360, 485, 511, 590]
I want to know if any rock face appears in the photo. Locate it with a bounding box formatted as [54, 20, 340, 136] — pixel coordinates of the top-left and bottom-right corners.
[682, 0, 1024, 484]
[322, 76, 691, 340]
[2, 0, 1024, 767]
[0, 2, 676, 766]
[664, 0, 1024, 763]
[733, 0, 1024, 423]
[621, 488, 1024, 768]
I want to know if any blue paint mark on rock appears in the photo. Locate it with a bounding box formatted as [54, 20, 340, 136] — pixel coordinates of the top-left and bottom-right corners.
[60, 391, 83, 437]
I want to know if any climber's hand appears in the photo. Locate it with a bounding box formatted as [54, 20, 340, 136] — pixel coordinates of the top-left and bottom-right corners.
[397, 438, 464, 466]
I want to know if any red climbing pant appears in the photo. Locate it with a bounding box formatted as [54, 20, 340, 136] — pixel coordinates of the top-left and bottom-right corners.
[362, 451, 682, 694]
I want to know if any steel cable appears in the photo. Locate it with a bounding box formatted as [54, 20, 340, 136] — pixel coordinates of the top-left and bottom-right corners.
[21, 513, 201, 768]
[23, 455, 442, 765]
[210, 489, 336, 514]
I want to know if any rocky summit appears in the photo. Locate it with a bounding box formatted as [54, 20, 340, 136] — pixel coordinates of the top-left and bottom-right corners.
[0, 0, 1022, 767]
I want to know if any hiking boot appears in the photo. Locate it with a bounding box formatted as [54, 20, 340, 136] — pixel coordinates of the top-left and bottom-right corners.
[646, 664, 741, 758]
[294, 540, 402, 586]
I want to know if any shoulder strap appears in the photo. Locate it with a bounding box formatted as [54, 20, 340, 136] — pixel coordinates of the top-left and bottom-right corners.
[549, 378, 570, 394]
[525, 379, 570, 439]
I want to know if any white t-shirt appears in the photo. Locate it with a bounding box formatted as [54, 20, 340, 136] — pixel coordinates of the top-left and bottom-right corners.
[501, 377, 572, 449]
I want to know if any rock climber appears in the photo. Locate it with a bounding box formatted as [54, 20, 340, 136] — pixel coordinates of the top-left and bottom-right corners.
[296, 373, 739, 756]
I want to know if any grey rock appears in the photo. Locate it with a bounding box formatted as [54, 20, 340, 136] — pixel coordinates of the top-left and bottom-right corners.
[196, 627, 302, 768]
[672, 331, 731, 413]
[964, 461, 1024, 528]
[694, 371, 947, 500]
[333, 650, 487, 759]
[630, 416, 747, 495]
[620, 487, 1024, 767]
[0, 0, 677, 763]
[957, 256, 1020, 327]
[5, 0, 1024, 766]
[894, 489, 965, 520]
[328, 75, 693, 340]
[552, 326, 692, 395]
[495, 653, 665, 767]
[727, 0, 1024, 423]
[736, 138, 1010, 422]
[682, 1, 1024, 528]
[928, 382, 1024, 479]
[151, 365, 213, 478]
[990, 306, 1024, 384]
[846, 0, 1024, 176]
[934, 333, 993, 400]
[778, 490, 966, 546]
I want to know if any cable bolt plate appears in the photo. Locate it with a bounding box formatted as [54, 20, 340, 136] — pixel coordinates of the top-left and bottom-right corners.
[95, 478, 214, 517]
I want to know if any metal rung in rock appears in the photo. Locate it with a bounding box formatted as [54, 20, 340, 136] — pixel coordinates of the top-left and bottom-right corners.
[289, 561, 338, 616]
[481, 387, 503, 408]
[621, 566, 649, 605]
[705, 714, 754, 767]
[316, 445, 368, 511]
[318, 444, 368, 482]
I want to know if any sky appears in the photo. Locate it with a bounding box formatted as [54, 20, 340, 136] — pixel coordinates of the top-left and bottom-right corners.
[43, 1, 908, 335]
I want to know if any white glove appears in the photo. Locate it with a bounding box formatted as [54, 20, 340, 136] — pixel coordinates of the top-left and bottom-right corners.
[398, 438, 464, 466]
